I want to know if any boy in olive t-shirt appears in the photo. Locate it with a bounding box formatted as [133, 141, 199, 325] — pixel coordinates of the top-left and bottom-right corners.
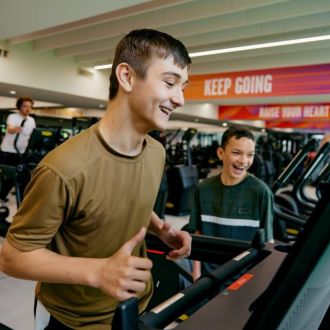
[189, 126, 274, 280]
[0, 29, 192, 329]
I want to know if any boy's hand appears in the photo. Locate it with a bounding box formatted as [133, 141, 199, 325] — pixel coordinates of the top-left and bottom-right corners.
[158, 222, 192, 260]
[98, 227, 152, 301]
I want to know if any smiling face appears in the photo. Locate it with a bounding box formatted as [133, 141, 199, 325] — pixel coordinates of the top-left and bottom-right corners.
[217, 136, 255, 186]
[128, 56, 189, 132]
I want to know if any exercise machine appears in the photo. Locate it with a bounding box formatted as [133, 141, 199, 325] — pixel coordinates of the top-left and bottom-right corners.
[112, 183, 330, 329]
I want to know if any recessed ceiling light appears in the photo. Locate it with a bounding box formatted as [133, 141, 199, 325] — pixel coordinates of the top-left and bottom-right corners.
[9, 90, 16, 95]
[92, 34, 330, 69]
[94, 64, 113, 70]
[99, 104, 105, 108]
[222, 122, 228, 127]
[189, 34, 330, 58]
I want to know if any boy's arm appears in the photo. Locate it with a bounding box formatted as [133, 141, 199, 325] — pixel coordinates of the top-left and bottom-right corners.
[192, 230, 202, 281]
[148, 211, 191, 260]
[0, 227, 152, 301]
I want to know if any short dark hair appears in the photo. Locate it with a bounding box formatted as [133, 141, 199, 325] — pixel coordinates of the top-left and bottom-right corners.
[221, 126, 255, 149]
[109, 29, 191, 100]
[16, 96, 34, 109]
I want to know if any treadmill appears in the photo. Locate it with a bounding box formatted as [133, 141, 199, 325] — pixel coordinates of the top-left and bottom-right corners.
[112, 183, 330, 329]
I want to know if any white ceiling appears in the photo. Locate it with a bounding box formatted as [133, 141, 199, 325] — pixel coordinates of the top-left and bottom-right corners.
[1, 0, 330, 108]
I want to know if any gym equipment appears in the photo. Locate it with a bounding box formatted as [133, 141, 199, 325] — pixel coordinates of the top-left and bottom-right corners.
[191, 134, 221, 179]
[165, 165, 198, 215]
[166, 128, 199, 216]
[275, 140, 329, 221]
[112, 183, 330, 329]
[0, 127, 61, 236]
[153, 171, 168, 219]
[249, 153, 266, 182]
[292, 141, 330, 211]
[244, 183, 330, 329]
[0, 323, 13, 330]
[271, 139, 318, 241]
[145, 232, 255, 309]
[25, 127, 61, 161]
[0, 204, 10, 236]
[112, 230, 279, 329]
[0, 205, 9, 219]
[315, 162, 330, 199]
[71, 117, 99, 136]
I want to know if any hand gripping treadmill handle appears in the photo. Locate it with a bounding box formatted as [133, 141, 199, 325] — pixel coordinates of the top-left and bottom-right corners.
[146, 233, 253, 264]
[140, 247, 260, 329]
[113, 230, 265, 330]
[111, 246, 260, 330]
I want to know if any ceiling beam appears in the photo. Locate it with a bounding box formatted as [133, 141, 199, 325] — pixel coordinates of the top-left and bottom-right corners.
[181, 15, 330, 50]
[9, 0, 193, 45]
[77, 39, 330, 66]
[57, 12, 330, 58]
[33, 0, 290, 51]
[61, 1, 330, 61]
[162, 0, 330, 39]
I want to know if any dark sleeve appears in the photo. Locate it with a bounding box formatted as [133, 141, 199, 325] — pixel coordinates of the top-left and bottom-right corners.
[188, 186, 202, 233]
[260, 186, 274, 241]
[6, 165, 72, 252]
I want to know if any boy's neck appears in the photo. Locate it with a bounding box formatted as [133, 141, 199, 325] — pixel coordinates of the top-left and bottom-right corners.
[98, 101, 146, 156]
[220, 172, 248, 186]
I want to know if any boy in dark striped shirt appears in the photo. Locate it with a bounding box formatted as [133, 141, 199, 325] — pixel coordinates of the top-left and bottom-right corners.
[189, 125, 274, 280]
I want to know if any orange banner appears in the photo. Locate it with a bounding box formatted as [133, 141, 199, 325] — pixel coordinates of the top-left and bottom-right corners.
[265, 121, 330, 130]
[218, 104, 330, 130]
[218, 104, 330, 121]
[185, 63, 330, 100]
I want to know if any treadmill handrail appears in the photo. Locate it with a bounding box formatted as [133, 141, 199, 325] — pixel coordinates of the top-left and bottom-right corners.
[302, 162, 330, 204]
[271, 139, 317, 193]
[274, 203, 306, 227]
[293, 141, 330, 211]
[140, 247, 260, 329]
[111, 245, 262, 330]
[146, 233, 253, 264]
[315, 163, 330, 199]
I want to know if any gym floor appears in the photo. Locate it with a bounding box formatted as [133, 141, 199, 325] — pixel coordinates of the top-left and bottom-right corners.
[0, 191, 36, 330]
[0, 190, 188, 330]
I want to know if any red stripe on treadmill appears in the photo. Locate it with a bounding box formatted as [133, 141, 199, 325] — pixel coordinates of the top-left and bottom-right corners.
[147, 249, 165, 255]
[227, 273, 254, 291]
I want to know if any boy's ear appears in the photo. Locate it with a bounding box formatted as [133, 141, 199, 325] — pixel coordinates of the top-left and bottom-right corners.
[115, 63, 135, 93]
[216, 147, 224, 160]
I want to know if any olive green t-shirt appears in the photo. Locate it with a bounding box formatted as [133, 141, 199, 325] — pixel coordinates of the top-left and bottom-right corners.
[7, 123, 165, 329]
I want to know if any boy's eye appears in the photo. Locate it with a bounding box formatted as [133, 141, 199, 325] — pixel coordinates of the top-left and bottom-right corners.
[165, 81, 174, 87]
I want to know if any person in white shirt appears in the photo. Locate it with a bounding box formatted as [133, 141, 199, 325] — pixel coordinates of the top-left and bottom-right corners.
[0, 96, 36, 203]
[1, 96, 36, 154]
